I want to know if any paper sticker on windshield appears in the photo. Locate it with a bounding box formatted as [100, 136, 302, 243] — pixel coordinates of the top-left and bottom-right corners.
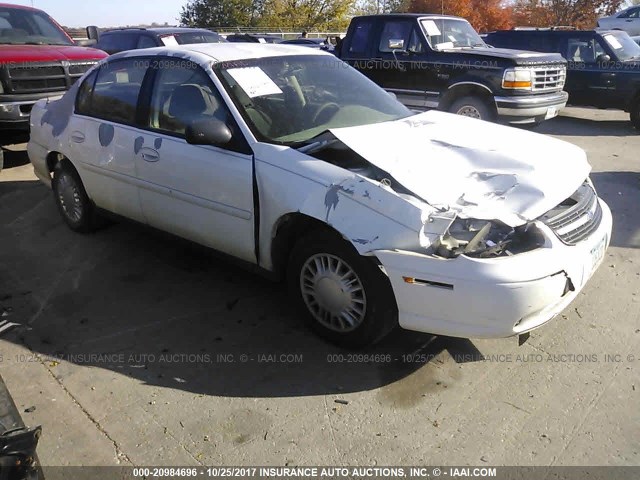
[161, 35, 179, 46]
[422, 20, 441, 36]
[258, 37, 266, 44]
[604, 35, 622, 50]
[227, 67, 283, 98]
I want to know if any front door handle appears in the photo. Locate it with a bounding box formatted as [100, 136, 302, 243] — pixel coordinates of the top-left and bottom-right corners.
[139, 147, 160, 162]
[70, 131, 85, 144]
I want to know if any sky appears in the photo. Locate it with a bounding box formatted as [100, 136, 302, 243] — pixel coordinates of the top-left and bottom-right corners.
[1, 0, 185, 27]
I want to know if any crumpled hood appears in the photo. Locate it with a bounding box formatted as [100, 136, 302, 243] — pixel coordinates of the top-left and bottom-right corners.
[329, 111, 591, 227]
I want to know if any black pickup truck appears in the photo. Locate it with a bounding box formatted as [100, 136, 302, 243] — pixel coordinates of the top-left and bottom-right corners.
[336, 14, 569, 125]
[484, 29, 640, 129]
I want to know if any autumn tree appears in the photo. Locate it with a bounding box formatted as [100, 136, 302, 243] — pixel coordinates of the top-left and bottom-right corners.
[511, 0, 625, 29]
[258, 0, 354, 30]
[180, 0, 264, 28]
[403, 0, 515, 32]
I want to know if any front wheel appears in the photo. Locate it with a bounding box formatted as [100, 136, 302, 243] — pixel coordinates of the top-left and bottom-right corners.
[287, 230, 398, 349]
[630, 98, 640, 130]
[449, 95, 496, 122]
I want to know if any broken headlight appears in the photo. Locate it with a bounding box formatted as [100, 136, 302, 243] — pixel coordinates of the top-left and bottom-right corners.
[435, 218, 546, 259]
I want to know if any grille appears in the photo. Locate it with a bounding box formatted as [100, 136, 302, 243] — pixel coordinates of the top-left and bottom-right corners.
[6, 60, 98, 94]
[540, 182, 602, 245]
[532, 66, 566, 91]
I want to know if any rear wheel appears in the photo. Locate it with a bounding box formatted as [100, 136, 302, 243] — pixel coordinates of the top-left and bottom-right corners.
[630, 97, 640, 130]
[449, 95, 495, 122]
[287, 230, 398, 348]
[52, 162, 99, 233]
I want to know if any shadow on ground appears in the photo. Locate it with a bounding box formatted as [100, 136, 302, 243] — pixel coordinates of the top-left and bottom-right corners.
[0, 179, 483, 399]
[536, 112, 636, 137]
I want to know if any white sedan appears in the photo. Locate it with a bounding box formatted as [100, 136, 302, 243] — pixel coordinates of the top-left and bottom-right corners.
[598, 6, 640, 36]
[28, 44, 612, 348]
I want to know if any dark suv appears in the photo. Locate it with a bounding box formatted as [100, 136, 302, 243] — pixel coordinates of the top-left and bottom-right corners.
[484, 29, 640, 129]
[94, 27, 224, 55]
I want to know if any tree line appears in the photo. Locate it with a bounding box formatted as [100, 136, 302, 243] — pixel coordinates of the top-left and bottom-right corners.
[180, 0, 627, 32]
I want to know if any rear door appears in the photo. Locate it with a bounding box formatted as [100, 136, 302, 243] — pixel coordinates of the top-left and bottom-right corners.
[68, 58, 150, 223]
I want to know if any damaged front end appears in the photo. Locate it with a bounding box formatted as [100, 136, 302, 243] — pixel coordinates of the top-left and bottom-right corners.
[433, 218, 547, 259]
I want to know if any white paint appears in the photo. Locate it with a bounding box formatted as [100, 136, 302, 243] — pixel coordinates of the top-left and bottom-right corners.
[329, 111, 591, 227]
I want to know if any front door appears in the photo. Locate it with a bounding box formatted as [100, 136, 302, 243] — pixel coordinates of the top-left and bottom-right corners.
[134, 60, 256, 263]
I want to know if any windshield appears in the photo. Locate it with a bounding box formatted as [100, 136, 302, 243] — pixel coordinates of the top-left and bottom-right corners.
[174, 32, 225, 45]
[215, 55, 411, 145]
[0, 7, 72, 46]
[420, 18, 485, 50]
[602, 32, 640, 61]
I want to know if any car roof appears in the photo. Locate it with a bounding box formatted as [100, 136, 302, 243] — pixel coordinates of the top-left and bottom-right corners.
[488, 29, 620, 36]
[354, 13, 464, 20]
[108, 42, 328, 63]
[102, 27, 218, 35]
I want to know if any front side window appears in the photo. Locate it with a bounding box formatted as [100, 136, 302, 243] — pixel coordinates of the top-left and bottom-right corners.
[619, 7, 640, 18]
[88, 59, 148, 124]
[0, 7, 72, 45]
[148, 61, 228, 136]
[378, 21, 413, 52]
[216, 55, 411, 145]
[98, 33, 138, 54]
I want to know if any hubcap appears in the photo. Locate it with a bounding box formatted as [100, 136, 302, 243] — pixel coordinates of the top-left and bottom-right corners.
[57, 173, 83, 223]
[300, 253, 367, 332]
[456, 105, 482, 119]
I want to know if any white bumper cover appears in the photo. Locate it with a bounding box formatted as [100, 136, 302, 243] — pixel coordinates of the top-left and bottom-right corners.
[375, 199, 613, 338]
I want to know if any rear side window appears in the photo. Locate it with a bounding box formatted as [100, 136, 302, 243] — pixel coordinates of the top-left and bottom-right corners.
[98, 32, 138, 54]
[137, 35, 157, 49]
[86, 59, 148, 124]
[347, 19, 374, 54]
[75, 69, 98, 115]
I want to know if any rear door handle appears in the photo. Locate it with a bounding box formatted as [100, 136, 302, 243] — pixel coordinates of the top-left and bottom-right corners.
[140, 147, 159, 162]
[70, 131, 85, 144]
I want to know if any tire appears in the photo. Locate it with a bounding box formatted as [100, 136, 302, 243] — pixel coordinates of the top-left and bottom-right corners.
[630, 97, 640, 131]
[449, 95, 495, 122]
[51, 162, 99, 233]
[287, 229, 398, 349]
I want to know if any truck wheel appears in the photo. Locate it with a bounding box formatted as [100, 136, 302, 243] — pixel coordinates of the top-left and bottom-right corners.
[631, 98, 640, 130]
[287, 230, 398, 349]
[449, 96, 495, 122]
[52, 162, 99, 233]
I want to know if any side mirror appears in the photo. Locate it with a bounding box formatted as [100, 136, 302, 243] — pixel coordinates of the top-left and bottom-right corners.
[596, 53, 611, 63]
[185, 119, 233, 147]
[388, 38, 405, 50]
[86, 25, 100, 41]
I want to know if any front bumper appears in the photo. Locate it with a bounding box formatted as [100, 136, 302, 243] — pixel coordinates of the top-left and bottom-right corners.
[375, 198, 612, 339]
[495, 91, 569, 124]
